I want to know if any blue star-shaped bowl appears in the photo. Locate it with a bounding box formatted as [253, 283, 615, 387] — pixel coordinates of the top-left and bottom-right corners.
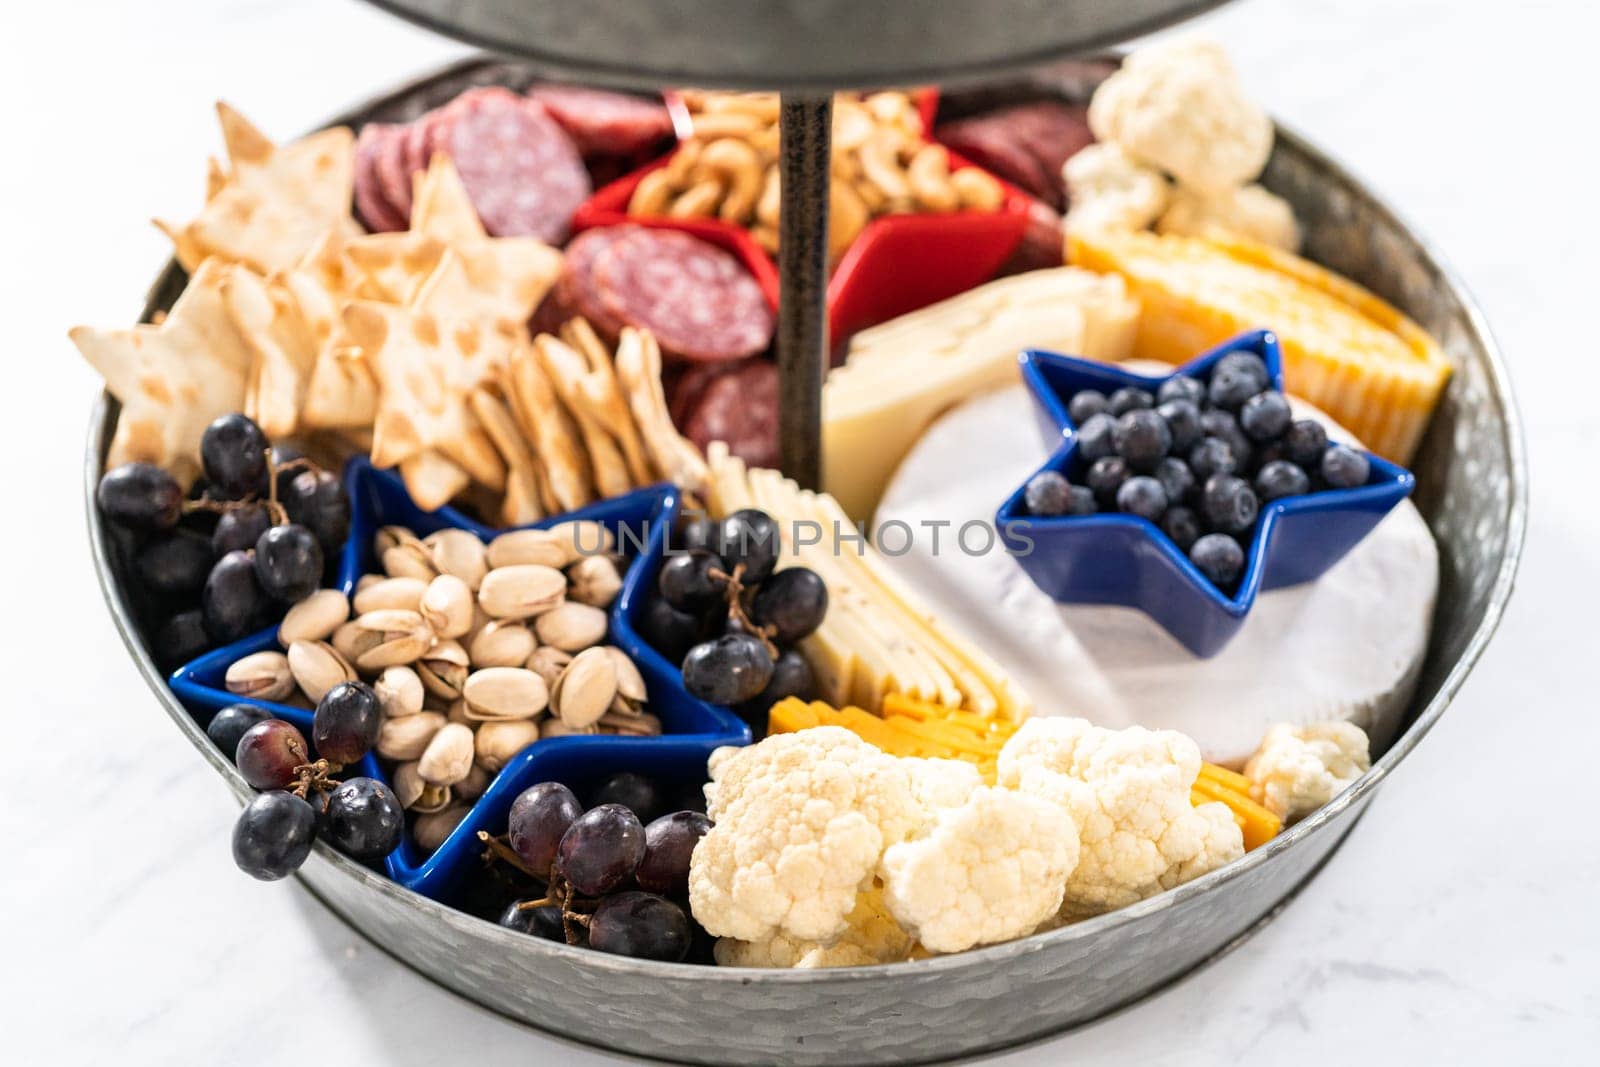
[169, 457, 750, 901]
[995, 330, 1415, 658]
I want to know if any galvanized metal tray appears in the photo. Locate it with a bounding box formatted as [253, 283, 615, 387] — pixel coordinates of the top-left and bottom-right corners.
[85, 58, 1526, 1065]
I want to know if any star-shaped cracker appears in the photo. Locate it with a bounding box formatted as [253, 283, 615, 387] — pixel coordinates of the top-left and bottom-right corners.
[156, 103, 357, 275]
[222, 265, 317, 439]
[342, 251, 520, 509]
[71, 258, 252, 484]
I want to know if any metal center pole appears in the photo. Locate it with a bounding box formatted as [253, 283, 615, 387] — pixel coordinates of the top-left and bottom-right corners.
[775, 93, 832, 490]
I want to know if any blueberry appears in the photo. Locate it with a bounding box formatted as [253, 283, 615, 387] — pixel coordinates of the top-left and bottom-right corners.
[1023, 471, 1073, 516]
[1157, 375, 1206, 406]
[1215, 351, 1271, 391]
[1200, 475, 1260, 535]
[1161, 506, 1203, 552]
[1190, 533, 1246, 588]
[1200, 410, 1252, 470]
[1207, 366, 1261, 412]
[1062, 485, 1097, 516]
[1283, 419, 1330, 468]
[1112, 409, 1172, 472]
[1067, 390, 1108, 425]
[1075, 413, 1117, 463]
[1085, 456, 1131, 505]
[1115, 476, 1168, 521]
[1255, 460, 1311, 502]
[1321, 444, 1371, 489]
[1153, 456, 1196, 504]
[1239, 391, 1292, 442]
[1187, 437, 1237, 481]
[1107, 387, 1155, 416]
[1157, 398, 1203, 454]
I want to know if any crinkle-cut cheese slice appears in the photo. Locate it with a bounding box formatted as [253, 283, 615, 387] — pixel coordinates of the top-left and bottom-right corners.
[822, 267, 1139, 521]
[1067, 228, 1450, 464]
[705, 444, 1030, 720]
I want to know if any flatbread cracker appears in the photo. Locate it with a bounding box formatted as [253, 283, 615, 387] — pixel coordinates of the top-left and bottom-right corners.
[614, 327, 709, 490]
[534, 334, 633, 500]
[558, 317, 654, 485]
[468, 388, 546, 526]
[505, 342, 594, 513]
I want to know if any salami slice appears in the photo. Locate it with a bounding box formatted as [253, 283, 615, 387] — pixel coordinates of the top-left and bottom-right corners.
[668, 361, 734, 426]
[402, 112, 439, 180]
[555, 224, 640, 338]
[526, 85, 674, 158]
[353, 124, 406, 233]
[592, 228, 774, 363]
[374, 121, 416, 226]
[935, 116, 1056, 207]
[441, 88, 590, 242]
[681, 359, 780, 469]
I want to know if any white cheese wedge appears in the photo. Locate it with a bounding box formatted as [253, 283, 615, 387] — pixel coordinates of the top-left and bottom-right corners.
[875, 382, 1438, 767]
[822, 268, 1140, 522]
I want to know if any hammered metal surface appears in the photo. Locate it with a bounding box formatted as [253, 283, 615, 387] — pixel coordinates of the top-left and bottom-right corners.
[86, 59, 1526, 1065]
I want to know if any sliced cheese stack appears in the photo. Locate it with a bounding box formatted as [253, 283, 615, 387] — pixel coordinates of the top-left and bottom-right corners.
[822, 267, 1140, 521]
[1068, 228, 1451, 463]
[705, 443, 1031, 721]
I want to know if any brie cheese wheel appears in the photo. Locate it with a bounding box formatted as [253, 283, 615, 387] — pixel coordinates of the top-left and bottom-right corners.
[875, 382, 1438, 767]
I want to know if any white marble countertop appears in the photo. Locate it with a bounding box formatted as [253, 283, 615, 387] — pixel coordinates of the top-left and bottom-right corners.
[6, 0, 1595, 1062]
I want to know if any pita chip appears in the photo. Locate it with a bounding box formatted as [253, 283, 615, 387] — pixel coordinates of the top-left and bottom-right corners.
[558, 317, 653, 484]
[71, 258, 252, 484]
[534, 334, 633, 500]
[504, 341, 593, 514]
[614, 327, 709, 490]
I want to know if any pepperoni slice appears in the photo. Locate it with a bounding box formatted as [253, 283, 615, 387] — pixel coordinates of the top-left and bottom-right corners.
[353, 124, 406, 233]
[591, 228, 773, 363]
[374, 121, 416, 226]
[526, 85, 674, 158]
[681, 359, 780, 469]
[441, 88, 590, 242]
[555, 225, 641, 338]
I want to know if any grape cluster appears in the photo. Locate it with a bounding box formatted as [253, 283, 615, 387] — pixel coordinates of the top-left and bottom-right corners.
[227, 680, 400, 880]
[641, 508, 826, 732]
[485, 773, 712, 963]
[97, 413, 350, 667]
[1023, 353, 1374, 592]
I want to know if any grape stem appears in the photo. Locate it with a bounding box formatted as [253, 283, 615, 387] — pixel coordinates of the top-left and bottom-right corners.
[477, 830, 541, 880]
[708, 562, 780, 660]
[289, 759, 340, 799]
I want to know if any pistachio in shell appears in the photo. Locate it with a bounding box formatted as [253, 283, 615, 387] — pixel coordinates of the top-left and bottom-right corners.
[225, 651, 295, 702]
[418, 722, 476, 787]
[412, 803, 470, 853]
[486, 528, 569, 570]
[286, 639, 358, 705]
[525, 646, 573, 691]
[420, 574, 475, 639]
[534, 601, 609, 653]
[474, 718, 542, 771]
[375, 710, 446, 761]
[278, 589, 350, 647]
[468, 620, 537, 669]
[567, 555, 623, 608]
[552, 646, 618, 728]
[462, 667, 549, 720]
[417, 639, 470, 701]
[424, 529, 489, 590]
[353, 576, 427, 614]
[352, 609, 434, 671]
[477, 564, 566, 620]
[374, 665, 425, 718]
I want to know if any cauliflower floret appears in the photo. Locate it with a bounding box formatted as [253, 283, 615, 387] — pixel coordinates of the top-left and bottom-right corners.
[1244, 722, 1370, 820]
[1063, 143, 1170, 234]
[901, 757, 983, 820]
[689, 727, 923, 943]
[881, 786, 1079, 953]
[713, 885, 913, 969]
[1087, 37, 1273, 195]
[1158, 183, 1300, 251]
[997, 718, 1244, 916]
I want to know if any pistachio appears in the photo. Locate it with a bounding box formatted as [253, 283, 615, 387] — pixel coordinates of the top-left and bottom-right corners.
[462, 667, 549, 720]
[376, 711, 446, 761]
[469, 620, 537, 668]
[286, 640, 358, 704]
[412, 782, 453, 814]
[465, 603, 493, 644]
[474, 718, 542, 771]
[418, 722, 476, 787]
[374, 665, 425, 717]
[546, 519, 614, 563]
[375, 525, 423, 556]
[424, 529, 489, 590]
[225, 651, 295, 702]
[605, 646, 648, 703]
[382, 543, 437, 582]
[393, 761, 426, 809]
[353, 576, 427, 614]
[552, 646, 617, 728]
[278, 589, 350, 647]
[417, 639, 470, 700]
[567, 555, 623, 608]
[600, 708, 663, 736]
[454, 760, 493, 801]
[331, 620, 383, 663]
[525, 646, 573, 691]
[541, 718, 600, 739]
[478, 564, 566, 620]
[420, 574, 474, 639]
[352, 609, 434, 671]
[534, 601, 609, 652]
[486, 528, 570, 570]
[412, 803, 470, 853]
[356, 573, 384, 595]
